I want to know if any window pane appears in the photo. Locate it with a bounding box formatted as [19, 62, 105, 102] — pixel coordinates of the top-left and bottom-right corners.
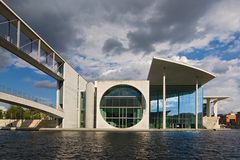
[100, 85, 144, 128]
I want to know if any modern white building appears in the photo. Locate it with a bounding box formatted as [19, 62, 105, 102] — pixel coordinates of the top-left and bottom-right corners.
[84, 57, 215, 130]
[0, 1, 228, 130]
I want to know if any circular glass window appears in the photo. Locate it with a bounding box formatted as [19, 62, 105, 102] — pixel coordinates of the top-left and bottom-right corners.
[100, 85, 145, 128]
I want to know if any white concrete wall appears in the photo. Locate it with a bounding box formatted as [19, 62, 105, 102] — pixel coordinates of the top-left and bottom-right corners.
[77, 75, 87, 128]
[79, 76, 88, 91]
[203, 116, 220, 129]
[85, 82, 95, 128]
[95, 80, 149, 130]
[62, 63, 87, 128]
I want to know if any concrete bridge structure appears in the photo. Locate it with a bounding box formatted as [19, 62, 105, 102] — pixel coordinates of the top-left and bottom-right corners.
[0, 1, 88, 128]
[0, 92, 64, 118]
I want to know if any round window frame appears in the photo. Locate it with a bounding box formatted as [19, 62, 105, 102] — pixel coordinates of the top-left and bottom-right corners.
[100, 84, 146, 128]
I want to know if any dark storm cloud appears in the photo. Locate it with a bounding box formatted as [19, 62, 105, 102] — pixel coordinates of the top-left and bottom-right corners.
[5, 0, 85, 56]
[127, 0, 218, 53]
[102, 38, 126, 54]
[4, 0, 219, 56]
[101, 0, 156, 24]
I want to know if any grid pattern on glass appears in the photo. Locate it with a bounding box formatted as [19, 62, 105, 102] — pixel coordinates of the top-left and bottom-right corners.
[80, 92, 86, 128]
[100, 85, 144, 128]
[150, 85, 203, 129]
[149, 97, 163, 128]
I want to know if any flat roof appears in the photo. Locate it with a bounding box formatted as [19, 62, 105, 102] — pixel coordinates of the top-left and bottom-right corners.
[204, 96, 229, 101]
[147, 57, 216, 85]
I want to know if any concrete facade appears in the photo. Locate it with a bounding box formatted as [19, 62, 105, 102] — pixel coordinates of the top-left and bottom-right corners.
[203, 116, 220, 129]
[77, 75, 88, 128]
[95, 80, 149, 129]
[85, 82, 95, 128]
[62, 63, 87, 128]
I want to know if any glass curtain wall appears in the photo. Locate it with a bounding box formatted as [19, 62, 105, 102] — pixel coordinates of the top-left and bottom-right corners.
[100, 85, 144, 128]
[149, 94, 163, 128]
[150, 85, 203, 129]
[80, 92, 86, 128]
[198, 87, 203, 128]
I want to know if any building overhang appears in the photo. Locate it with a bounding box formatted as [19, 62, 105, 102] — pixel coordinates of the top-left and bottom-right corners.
[147, 57, 216, 86]
[204, 96, 229, 103]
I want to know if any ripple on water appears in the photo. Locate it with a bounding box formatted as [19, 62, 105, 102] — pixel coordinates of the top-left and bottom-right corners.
[0, 130, 240, 159]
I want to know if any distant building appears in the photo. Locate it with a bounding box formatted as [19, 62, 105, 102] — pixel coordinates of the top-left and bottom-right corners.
[226, 113, 236, 126]
[218, 114, 226, 125]
[236, 112, 240, 125]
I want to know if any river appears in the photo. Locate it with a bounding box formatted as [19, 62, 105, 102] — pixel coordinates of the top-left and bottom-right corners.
[0, 130, 239, 159]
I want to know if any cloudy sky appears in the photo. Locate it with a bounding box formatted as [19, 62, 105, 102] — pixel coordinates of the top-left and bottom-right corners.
[0, 0, 240, 113]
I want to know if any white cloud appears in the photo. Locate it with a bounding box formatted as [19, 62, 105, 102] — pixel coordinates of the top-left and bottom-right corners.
[173, 56, 240, 114]
[2, 0, 240, 114]
[198, 0, 240, 35]
[33, 80, 56, 89]
[0, 102, 9, 111]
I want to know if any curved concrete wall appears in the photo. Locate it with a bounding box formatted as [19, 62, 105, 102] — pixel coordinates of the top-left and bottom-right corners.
[85, 82, 95, 128]
[95, 80, 149, 129]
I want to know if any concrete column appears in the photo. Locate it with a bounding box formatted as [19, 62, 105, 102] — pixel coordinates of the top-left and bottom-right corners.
[56, 81, 60, 110]
[178, 93, 180, 123]
[85, 82, 95, 128]
[17, 20, 21, 48]
[195, 80, 199, 129]
[7, 20, 10, 41]
[52, 53, 55, 70]
[56, 81, 64, 111]
[162, 73, 166, 129]
[157, 94, 159, 128]
[214, 101, 218, 117]
[37, 39, 41, 62]
[77, 75, 80, 128]
[206, 99, 211, 117]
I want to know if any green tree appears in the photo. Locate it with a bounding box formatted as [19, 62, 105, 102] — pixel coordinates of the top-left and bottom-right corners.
[5, 105, 24, 119]
[0, 109, 3, 119]
[23, 109, 31, 119]
[5, 105, 51, 120]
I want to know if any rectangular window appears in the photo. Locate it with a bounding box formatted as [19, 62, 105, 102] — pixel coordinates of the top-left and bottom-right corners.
[80, 92, 86, 128]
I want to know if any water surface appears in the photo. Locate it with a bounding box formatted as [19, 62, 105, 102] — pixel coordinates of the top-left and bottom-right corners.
[0, 130, 239, 159]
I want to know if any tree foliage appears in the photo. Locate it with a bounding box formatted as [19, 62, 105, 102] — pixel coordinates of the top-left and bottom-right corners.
[4, 105, 49, 119]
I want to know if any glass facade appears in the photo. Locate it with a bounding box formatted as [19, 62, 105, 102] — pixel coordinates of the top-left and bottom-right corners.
[150, 85, 203, 129]
[80, 92, 86, 128]
[100, 85, 145, 128]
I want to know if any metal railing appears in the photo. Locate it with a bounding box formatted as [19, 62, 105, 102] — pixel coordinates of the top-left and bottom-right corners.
[0, 18, 64, 77]
[0, 84, 55, 108]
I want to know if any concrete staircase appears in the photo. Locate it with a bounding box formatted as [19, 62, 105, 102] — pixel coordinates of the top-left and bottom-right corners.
[16, 120, 22, 127]
[20, 120, 41, 128]
[37, 120, 57, 128]
[203, 116, 220, 129]
[28, 120, 41, 128]
[0, 119, 57, 128]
